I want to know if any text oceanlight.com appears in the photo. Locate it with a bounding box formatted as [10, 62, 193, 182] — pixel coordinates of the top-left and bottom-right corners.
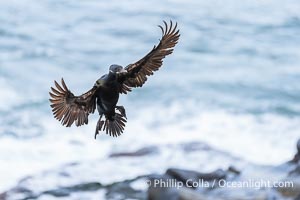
[147, 179, 294, 189]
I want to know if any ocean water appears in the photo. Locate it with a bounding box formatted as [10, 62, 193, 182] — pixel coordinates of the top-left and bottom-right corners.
[0, 0, 300, 193]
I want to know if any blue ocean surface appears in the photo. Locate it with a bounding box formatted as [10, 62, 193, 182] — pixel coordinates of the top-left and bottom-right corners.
[0, 0, 300, 193]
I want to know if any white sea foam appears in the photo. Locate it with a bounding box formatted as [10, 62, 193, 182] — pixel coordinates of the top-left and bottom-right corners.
[0, 102, 298, 192]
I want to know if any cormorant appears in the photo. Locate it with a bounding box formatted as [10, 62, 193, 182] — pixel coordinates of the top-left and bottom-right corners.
[49, 21, 180, 138]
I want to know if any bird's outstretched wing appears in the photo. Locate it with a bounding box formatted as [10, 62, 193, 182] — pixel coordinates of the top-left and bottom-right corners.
[119, 20, 180, 94]
[49, 78, 97, 127]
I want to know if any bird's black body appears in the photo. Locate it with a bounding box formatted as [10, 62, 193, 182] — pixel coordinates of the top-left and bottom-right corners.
[95, 65, 124, 121]
[91, 64, 128, 137]
[95, 74, 119, 120]
[49, 21, 180, 138]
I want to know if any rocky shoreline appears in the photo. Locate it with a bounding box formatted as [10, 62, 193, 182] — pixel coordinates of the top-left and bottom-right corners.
[1, 140, 300, 200]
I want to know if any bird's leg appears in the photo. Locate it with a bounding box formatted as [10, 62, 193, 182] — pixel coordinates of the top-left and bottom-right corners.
[116, 106, 127, 119]
[94, 114, 104, 139]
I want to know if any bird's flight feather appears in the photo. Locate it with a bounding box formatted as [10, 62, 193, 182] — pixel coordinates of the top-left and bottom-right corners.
[49, 78, 97, 127]
[119, 20, 180, 93]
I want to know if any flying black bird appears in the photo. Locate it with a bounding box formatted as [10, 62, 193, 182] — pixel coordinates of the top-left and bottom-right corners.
[49, 21, 180, 138]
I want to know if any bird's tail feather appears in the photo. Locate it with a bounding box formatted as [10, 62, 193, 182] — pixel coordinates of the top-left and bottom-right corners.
[94, 111, 127, 139]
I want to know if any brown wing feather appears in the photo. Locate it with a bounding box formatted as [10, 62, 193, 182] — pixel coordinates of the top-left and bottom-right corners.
[120, 20, 180, 92]
[49, 78, 97, 127]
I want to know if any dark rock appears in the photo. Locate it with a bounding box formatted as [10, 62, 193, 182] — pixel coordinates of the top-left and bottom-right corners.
[277, 177, 300, 198]
[297, 139, 300, 154]
[289, 166, 300, 177]
[178, 187, 213, 200]
[105, 176, 148, 200]
[292, 154, 300, 163]
[227, 166, 241, 175]
[11, 186, 33, 194]
[278, 141, 300, 199]
[65, 182, 102, 192]
[1, 186, 36, 200]
[166, 168, 226, 188]
[0, 192, 7, 200]
[290, 139, 300, 163]
[65, 162, 79, 167]
[210, 188, 271, 200]
[43, 189, 70, 197]
[6, 175, 149, 200]
[11, 182, 103, 199]
[181, 142, 211, 152]
[18, 176, 33, 184]
[109, 146, 158, 158]
[147, 174, 181, 200]
[59, 171, 71, 177]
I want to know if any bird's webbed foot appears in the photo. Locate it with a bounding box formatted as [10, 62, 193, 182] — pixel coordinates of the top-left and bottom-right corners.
[94, 115, 104, 139]
[116, 106, 127, 119]
[94, 111, 127, 138]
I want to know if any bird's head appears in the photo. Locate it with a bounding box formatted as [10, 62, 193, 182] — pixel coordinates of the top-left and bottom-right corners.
[109, 64, 126, 74]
